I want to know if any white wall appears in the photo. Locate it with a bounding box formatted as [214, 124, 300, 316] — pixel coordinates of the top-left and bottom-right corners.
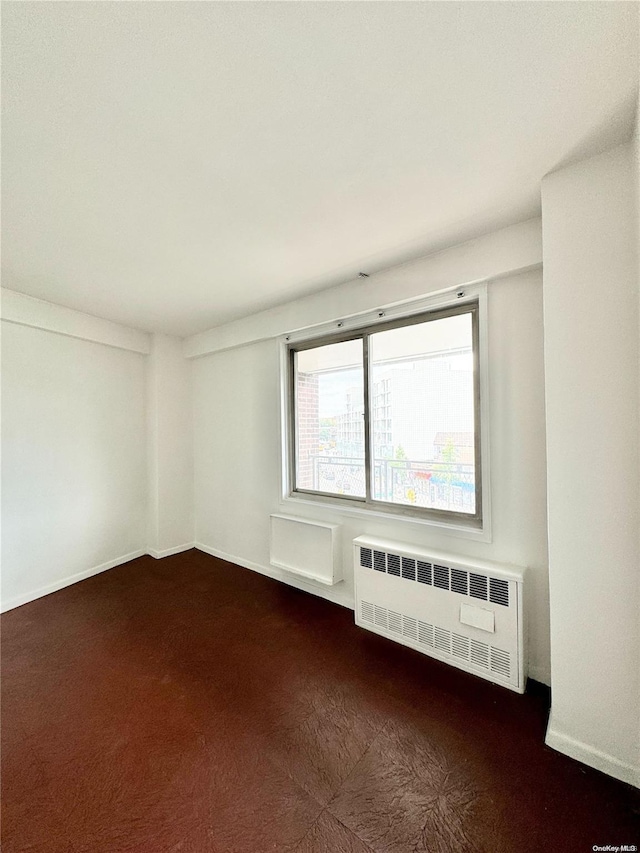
[192, 259, 551, 683]
[1, 316, 148, 610]
[542, 141, 640, 787]
[186, 218, 542, 357]
[146, 333, 194, 557]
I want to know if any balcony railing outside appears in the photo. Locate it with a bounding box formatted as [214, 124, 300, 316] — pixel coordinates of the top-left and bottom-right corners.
[310, 455, 475, 512]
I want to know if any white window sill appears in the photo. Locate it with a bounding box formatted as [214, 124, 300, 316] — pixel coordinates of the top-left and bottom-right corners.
[280, 492, 492, 544]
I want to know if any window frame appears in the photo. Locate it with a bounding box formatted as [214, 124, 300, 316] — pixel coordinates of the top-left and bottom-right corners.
[285, 298, 484, 529]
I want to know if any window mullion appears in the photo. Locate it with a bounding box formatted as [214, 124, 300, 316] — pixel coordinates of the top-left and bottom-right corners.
[289, 347, 298, 494]
[472, 306, 482, 522]
[363, 333, 372, 503]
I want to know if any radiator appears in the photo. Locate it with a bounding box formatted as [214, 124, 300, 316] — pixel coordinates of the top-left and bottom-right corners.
[354, 536, 526, 692]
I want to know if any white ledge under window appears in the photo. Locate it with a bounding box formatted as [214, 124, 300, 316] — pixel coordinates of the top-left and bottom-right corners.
[281, 493, 492, 544]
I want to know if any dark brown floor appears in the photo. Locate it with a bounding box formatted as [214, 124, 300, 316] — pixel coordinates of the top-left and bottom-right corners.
[2, 550, 638, 853]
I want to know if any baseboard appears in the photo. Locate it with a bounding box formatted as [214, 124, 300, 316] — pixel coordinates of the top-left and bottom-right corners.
[546, 712, 640, 788]
[147, 542, 195, 559]
[194, 542, 355, 610]
[0, 548, 146, 613]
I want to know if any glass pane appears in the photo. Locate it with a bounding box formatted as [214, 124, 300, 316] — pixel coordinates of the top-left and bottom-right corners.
[295, 339, 365, 497]
[369, 312, 476, 514]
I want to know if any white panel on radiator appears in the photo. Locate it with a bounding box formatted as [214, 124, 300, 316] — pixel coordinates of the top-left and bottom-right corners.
[353, 535, 526, 692]
[460, 603, 495, 633]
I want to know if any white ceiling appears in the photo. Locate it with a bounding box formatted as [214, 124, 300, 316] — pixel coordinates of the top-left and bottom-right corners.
[2, 2, 638, 337]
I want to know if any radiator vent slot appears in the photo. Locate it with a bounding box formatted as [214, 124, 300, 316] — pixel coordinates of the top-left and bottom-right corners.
[451, 568, 468, 595]
[374, 605, 387, 628]
[434, 626, 451, 653]
[360, 600, 512, 681]
[470, 573, 488, 600]
[402, 615, 417, 641]
[452, 633, 470, 660]
[418, 620, 434, 647]
[401, 557, 416, 581]
[360, 547, 510, 607]
[361, 601, 374, 623]
[387, 553, 401, 577]
[374, 550, 386, 572]
[433, 564, 450, 590]
[360, 548, 372, 569]
[490, 647, 510, 676]
[388, 610, 403, 634]
[470, 639, 489, 669]
[417, 561, 432, 585]
[490, 578, 509, 607]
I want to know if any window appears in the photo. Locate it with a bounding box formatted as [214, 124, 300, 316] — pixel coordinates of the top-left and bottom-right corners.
[288, 301, 483, 527]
